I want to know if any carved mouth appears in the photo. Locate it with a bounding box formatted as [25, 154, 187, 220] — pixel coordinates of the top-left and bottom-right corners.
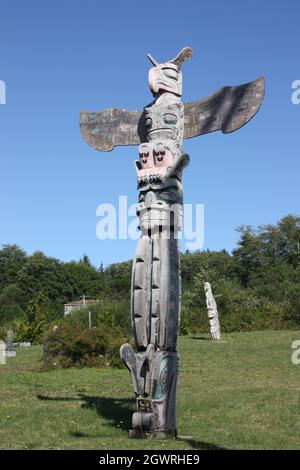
[157, 81, 173, 87]
[147, 128, 173, 135]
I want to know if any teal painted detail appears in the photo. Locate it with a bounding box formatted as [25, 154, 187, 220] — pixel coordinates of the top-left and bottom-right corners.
[154, 356, 172, 399]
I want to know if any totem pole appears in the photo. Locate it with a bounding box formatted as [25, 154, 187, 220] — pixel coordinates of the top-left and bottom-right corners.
[80, 47, 264, 438]
[0, 340, 6, 365]
[204, 282, 221, 341]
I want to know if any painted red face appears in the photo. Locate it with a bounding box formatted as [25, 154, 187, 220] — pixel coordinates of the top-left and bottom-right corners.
[154, 144, 173, 168]
[139, 144, 155, 169]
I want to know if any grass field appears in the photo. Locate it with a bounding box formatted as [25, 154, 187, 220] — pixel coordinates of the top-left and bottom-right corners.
[0, 330, 300, 450]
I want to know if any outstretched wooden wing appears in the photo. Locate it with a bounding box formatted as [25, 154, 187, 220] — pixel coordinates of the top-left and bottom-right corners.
[184, 76, 265, 139]
[80, 108, 147, 152]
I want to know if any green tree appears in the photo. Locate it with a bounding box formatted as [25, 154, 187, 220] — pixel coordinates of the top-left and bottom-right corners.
[0, 244, 27, 291]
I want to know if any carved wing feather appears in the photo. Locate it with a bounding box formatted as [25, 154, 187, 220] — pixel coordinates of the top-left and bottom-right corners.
[80, 108, 146, 152]
[184, 76, 265, 139]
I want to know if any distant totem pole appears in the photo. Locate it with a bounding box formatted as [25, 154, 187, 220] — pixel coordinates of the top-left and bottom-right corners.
[0, 340, 6, 364]
[204, 282, 221, 341]
[80, 47, 264, 438]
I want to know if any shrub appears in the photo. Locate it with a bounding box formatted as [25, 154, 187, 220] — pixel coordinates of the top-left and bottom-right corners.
[181, 264, 294, 334]
[43, 320, 127, 369]
[69, 300, 131, 336]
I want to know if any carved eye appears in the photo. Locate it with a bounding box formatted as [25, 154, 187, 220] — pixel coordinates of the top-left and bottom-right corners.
[159, 191, 178, 203]
[163, 68, 178, 81]
[154, 143, 165, 156]
[145, 117, 152, 128]
[139, 152, 148, 160]
[163, 113, 178, 125]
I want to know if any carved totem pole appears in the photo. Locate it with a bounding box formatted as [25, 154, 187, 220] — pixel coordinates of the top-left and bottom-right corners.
[80, 47, 264, 438]
[204, 282, 221, 341]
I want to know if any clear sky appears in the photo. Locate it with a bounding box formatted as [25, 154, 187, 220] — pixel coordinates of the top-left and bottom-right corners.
[0, 0, 299, 267]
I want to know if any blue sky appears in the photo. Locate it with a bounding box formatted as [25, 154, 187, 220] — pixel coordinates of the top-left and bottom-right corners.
[0, 0, 299, 267]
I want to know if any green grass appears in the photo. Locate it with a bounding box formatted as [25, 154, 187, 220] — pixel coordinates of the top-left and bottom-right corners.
[0, 330, 300, 449]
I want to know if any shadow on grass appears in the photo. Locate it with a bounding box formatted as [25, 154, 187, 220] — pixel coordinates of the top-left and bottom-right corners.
[37, 394, 77, 401]
[190, 336, 211, 341]
[37, 393, 226, 449]
[37, 393, 134, 431]
[69, 430, 95, 438]
[80, 395, 134, 431]
[176, 435, 226, 450]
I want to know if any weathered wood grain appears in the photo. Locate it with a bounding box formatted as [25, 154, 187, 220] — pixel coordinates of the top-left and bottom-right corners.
[80, 108, 147, 152]
[184, 76, 265, 139]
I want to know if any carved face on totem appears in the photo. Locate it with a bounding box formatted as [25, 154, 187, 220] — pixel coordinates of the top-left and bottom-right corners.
[133, 48, 193, 233]
[138, 142, 173, 175]
[148, 62, 182, 97]
[144, 102, 184, 143]
[147, 47, 193, 98]
[137, 186, 183, 232]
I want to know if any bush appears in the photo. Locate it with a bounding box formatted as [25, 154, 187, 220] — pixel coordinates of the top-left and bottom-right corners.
[181, 264, 294, 335]
[43, 320, 127, 369]
[0, 303, 25, 323]
[70, 300, 131, 336]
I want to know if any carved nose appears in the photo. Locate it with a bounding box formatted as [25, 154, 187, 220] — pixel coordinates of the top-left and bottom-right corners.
[145, 191, 155, 208]
[139, 152, 149, 159]
[154, 143, 165, 154]
[154, 143, 166, 161]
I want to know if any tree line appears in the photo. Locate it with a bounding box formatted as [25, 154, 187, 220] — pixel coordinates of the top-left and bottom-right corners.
[0, 214, 299, 342]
